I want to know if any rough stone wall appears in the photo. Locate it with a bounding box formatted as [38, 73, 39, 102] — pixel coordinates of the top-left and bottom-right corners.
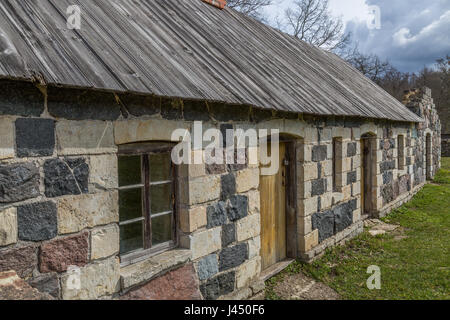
[442, 135, 450, 157]
[0, 80, 442, 299]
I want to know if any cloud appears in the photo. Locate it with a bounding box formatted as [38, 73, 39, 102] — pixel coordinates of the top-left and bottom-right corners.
[345, 0, 450, 72]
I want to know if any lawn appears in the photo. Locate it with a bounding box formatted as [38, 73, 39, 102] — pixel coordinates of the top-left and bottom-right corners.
[266, 157, 450, 300]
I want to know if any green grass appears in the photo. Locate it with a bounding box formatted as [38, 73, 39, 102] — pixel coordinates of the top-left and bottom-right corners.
[266, 157, 450, 300]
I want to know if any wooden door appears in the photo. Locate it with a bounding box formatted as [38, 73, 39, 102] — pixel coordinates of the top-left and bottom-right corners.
[362, 137, 373, 215]
[260, 142, 287, 270]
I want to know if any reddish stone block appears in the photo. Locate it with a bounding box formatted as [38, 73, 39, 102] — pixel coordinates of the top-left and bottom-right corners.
[40, 232, 88, 273]
[121, 264, 202, 300]
[0, 246, 38, 278]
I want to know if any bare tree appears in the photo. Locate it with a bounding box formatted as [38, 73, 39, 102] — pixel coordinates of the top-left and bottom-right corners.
[277, 0, 351, 52]
[227, 0, 273, 22]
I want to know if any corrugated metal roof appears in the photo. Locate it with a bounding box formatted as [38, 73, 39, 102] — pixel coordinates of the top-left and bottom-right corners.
[0, 0, 422, 122]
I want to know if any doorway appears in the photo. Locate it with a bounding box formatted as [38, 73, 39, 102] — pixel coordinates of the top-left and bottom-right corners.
[361, 134, 376, 216]
[260, 141, 290, 271]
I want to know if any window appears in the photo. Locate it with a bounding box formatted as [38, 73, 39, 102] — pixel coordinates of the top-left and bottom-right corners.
[398, 135, 405, 170]
[118, 143, 177, 260]
[332, 138, 343, 192]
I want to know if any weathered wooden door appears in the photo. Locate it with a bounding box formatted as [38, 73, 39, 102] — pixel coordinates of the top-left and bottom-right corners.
[260, 142, 287, 270]
[362, 136, 374, 215]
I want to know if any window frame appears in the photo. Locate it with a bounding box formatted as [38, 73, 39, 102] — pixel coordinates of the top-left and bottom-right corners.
[118, 142, 178, 266]
[332, 137, 343, 192]
[398, 135, 405, 171]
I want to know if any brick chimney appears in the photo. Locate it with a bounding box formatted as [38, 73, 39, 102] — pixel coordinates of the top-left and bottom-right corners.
[201, 0, 227, 9]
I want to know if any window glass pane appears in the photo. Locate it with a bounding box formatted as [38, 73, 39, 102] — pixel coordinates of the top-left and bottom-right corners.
[152, 214, 172, 245]
[119, 188, 143, 222]
[150, 183, 172, 214]
[149, 153, 171, 182]
[120, 222, 143, 254]
[118, 156, 142, 186]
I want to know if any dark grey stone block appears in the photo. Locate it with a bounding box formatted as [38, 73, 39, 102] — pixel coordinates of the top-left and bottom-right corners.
[0, 163, 40, 203]
[217, 271, 236, 296]
[219, 243, 248, 271]
[312, 145, 327, 162]
[347, 142, 357, 157]
[380, 161, 396, 173]
[311, 178, 327, 196]
[161, 98, 183, 120]
[227, 195, 248, 221]
[200, 278, 219, 300]
[221, 173, 236, 200]
[17, 201, 57, 242]
[183, 100, 210, 121]
[28, 273, 60, 298]
[16, 118, 55, 158]
[44, 158, 89, 198]
[47, 87, 120, 120]
[222, 223, 236, 247]
[347, 171, 357, 185]
[196, 254, 219, 281]
[207, 202, 228, 229]
[334, 202, 353, 233]
[312, 210, 334, 243]
[383, 171, 393, 184]
[0, 80, 44, 117]
[210, 103, 250, 122]
[118, 93, 160, 117]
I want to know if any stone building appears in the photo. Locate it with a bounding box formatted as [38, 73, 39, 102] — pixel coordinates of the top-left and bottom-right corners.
[0, 0, 441, 300]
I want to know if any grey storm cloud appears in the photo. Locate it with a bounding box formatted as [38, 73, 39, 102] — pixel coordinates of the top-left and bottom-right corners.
[345, 0, 450, 72]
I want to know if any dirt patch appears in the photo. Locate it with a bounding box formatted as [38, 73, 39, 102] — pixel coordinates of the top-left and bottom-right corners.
[365, 219, 400, 236]
[272, 272, 340, 300]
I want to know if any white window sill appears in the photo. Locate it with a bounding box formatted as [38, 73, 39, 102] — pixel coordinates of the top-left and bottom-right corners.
[120, 249, 191, 291]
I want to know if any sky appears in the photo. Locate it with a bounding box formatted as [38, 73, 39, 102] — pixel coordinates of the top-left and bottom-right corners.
[263, 0, 450, 73]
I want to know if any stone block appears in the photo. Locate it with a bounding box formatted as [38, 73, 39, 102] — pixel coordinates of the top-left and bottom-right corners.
[28, 273, 60, 298]
[121, 264, 202, 300]
[221, 173, 236, 200]
[15, 118, 55, 157]
[347, 171, 357, 185]
[61, 257, 120, 300]
[181, 228, 221, 260]
[0, 245, 38, 278]
[200, 271, 236, 300]
[196, 254, 219, 281]
[17, 202, 57, 242]
[89, 155, 118, 190]
[222, 223, 236, 247]
[57, 192, 119, 234]
[207, 202, 228, 229]
[303, 162, 318, 181]
[56, 120, 116, 155]
[312, 145, 327, 162]
[44, 158, 89, 197]
[219, 243, 248, 271]
[334, 202, 353, 233]
[299, 229, 319, 252]
[347, 142, 357, 157]
[180, 206, 207, 233]
[0, 117, 14, 159]
[247, 236, 261, 259]
[311, 178, 327, 196]
[235, 168, 259, 193]
[114, 119, 190, 145]
[247, 190, 260, 215]
[297, 215, 312, 236]
[0, 80, 44, 117]
[312, 210, 334, 243]
[228, 195, 249, 221]
[184, 175, 221, 205]
[48, 87, 120, 121]
[236, 257, 261, 289]
[0, 207, 17, 246]
[0, 163, 40, 203]
[40, 232, 89, 273]
[236, 214, 260, 242]
[91, 224, 120, 260]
